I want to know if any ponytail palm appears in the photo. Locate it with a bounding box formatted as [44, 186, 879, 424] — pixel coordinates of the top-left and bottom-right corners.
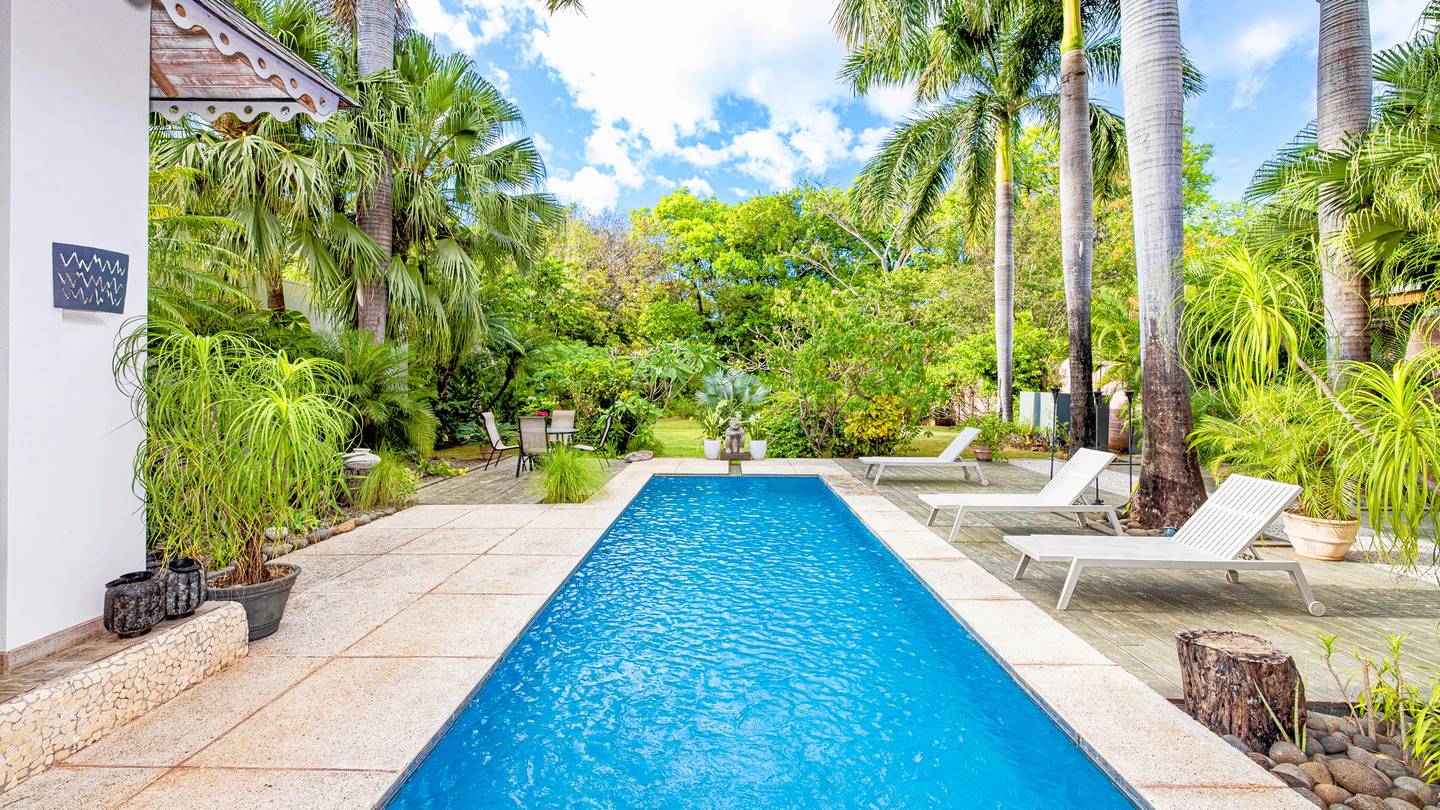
[838, 0, 1127, 422]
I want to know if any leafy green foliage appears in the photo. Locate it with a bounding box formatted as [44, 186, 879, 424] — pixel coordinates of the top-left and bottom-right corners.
[536, 444, 606, 504]
[355, 450, 420, 511]
[119, 322, 354, 583]
[321, 329, 437, 453]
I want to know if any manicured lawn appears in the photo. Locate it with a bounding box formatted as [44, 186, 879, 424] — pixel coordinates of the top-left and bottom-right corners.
[651, 419, 1048, 459]
[653, 417, 706, 458]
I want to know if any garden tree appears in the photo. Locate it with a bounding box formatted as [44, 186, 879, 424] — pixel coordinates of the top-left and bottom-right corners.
[837, 0, 1125, 422]
[1316, 0, 1374, 369]
[1119, 0, 1206, 526]
[152, 0, 382, 316]
[1060, 0, 1100, 452]
[330, 0, 406, 339]
[321, 35, 561, 371]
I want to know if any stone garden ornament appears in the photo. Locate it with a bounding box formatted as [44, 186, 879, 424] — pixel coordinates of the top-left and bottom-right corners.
[725, 414, 746, 456]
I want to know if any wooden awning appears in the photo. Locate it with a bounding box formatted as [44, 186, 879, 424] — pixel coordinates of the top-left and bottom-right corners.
[151, 0, 357, 123]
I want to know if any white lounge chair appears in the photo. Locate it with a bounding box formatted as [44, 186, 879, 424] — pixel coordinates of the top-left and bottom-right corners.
[919, 448, 1120, 542]
[859, 427, 988, 486]
[1006, 474, 1325, 616]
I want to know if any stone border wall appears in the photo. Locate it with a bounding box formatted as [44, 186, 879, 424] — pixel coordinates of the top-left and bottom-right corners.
[0, 602, 247, 790]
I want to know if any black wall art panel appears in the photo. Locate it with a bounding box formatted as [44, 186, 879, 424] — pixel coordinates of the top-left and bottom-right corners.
[52, 242, 128, 314]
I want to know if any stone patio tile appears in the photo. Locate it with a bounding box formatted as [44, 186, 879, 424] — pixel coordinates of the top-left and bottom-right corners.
[838, 494, 910, 514]
[739, 460, 793, 474]
[120, 767, 396, 810]
[314, 553, 476, 595]
[672, 460, 730, 474]
[945, 599, 1114, 666]
[344, 593, 547, 658]
[490, 527, 603, 556]
[188, 657, 491, 771]
[906, 558, 1026, 601]
[390, 527, 512, 555]
[69, 656, 324, 767]
[368, 504, 477, 529]
[522, 508, 619, 530]
[1139, 786, 1313, 809]
[436, 554, 581, 595]
[249, 588, 418, 658]
[854, 511, 930, 532]
[443, 504, 550, 529]
[285, 554, 375, 593]
[0, 764, 164, 809]
[1014, 663, 1287, 789]
[872, 529, 967, 559]
[288, 527, 425, 556]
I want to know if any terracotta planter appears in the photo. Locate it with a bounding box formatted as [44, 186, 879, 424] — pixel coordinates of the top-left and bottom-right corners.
[972, 444, 994, 462]
[103, 571, 165, 638]
[1281, 511, 1359, 561]
[209, 563, 300, 641]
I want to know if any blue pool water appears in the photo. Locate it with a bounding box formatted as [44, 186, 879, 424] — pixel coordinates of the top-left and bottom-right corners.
[387, 475, 1133, 808]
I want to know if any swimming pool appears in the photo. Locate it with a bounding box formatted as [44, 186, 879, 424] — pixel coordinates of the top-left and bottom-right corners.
[387, 475, 1134, 808]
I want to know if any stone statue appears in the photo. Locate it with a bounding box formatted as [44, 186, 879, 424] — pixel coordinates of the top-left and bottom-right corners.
[724, 414, 746, 456]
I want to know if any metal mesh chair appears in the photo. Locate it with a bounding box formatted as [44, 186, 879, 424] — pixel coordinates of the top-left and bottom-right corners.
[549, 409, 576, 445]
[574, 412, 615, 466]
[481, 412, 519, 470]
[516, 416, 549, 477]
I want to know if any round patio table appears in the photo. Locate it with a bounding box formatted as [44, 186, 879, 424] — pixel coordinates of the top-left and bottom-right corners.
[546, 427, 577, 445]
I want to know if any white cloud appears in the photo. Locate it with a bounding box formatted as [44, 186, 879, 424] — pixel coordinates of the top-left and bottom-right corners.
[514, 0, 861, 193]
[851, 126, 888, 162]
[863, 84, 914, 121]
[730, 187, 752, 198]
[532, 132, 554, 162]
[1372, 0, 1431, 48]
[486, 64, 512, 94]
[680, 176, 715, 197]
[548, 166, 622, 212]
[1226, 18, 1306, 109]
[408, 0, 480, 52]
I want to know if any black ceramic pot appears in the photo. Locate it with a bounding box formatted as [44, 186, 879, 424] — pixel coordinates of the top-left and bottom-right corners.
[208, 564, 300, 641]
[103, 571, 165, 638]
[145, 550, 164, 571]
[163, 557, 208, 619]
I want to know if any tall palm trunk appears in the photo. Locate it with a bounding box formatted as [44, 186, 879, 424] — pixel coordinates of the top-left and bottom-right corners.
[1059, 0, 1095, 453]
[994, 118, 1016, 422]
[1120, 0, 1205, 527]
[355, 0, 394, 340]
[1317, 0, 1372, 370]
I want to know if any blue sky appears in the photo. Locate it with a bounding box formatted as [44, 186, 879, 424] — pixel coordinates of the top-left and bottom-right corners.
[409, 0, 1432, 213]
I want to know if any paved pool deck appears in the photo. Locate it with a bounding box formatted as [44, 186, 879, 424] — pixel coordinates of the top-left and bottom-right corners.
[2, 458, 1304, 808]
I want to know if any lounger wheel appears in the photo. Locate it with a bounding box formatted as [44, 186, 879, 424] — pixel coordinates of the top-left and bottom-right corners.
[1224, 570, 1240, 584]
[1308, 601, 1326, 617]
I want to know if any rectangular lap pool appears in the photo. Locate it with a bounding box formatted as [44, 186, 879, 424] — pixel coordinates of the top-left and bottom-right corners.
[387, 475, 1133, 808]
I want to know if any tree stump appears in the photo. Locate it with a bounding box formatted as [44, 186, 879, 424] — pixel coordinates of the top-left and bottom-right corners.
[1176, 629, 1304, 752]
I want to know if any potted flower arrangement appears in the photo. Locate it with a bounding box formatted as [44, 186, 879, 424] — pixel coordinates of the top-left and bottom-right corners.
[1186, 249, 1440, 564]
[118, 323, 355, 640]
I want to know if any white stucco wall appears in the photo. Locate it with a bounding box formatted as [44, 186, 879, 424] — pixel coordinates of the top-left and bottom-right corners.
[0, 0, 149, 652]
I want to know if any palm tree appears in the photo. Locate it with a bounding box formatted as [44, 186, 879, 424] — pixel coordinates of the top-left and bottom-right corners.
[317, 35, 562, 368]
[1317, 0, 1374, 370]
[1060, 0, 1098, 452]
[837, 0, 1124, 423]
[334, 0, 404, 339]
[1119, 0, 1206, 526]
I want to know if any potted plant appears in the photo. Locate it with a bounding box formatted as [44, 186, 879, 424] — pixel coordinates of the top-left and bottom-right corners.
[1192, 384, 1359, 560]
[697, 402, 728, 460]
[967, 414, 1012, 463]
[1185, 249, 1440, 565]
[118, 324, 355, 640]
[747, 414, 769, 460]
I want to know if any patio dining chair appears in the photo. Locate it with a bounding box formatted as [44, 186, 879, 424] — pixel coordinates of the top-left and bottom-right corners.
[481, 411, 519, 471]
[516, 416, 550, 477]
[549, 409, 577, 445]
[574, 413, 615, 467]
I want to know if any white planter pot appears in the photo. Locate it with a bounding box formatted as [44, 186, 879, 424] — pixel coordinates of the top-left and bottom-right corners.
[750, 439, 768, 461]
[703, 439, 722, 460]
[1282, 511, 1359, 561]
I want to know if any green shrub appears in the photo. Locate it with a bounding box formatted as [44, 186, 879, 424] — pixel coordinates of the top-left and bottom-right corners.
[751, 394, 813, 458]
[841, 394, 913, 456]
[322, 329, 438, 454]
[355, 451, 420, 510]
[119, 322, 354, 584]
[536, 444, 606, 504]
